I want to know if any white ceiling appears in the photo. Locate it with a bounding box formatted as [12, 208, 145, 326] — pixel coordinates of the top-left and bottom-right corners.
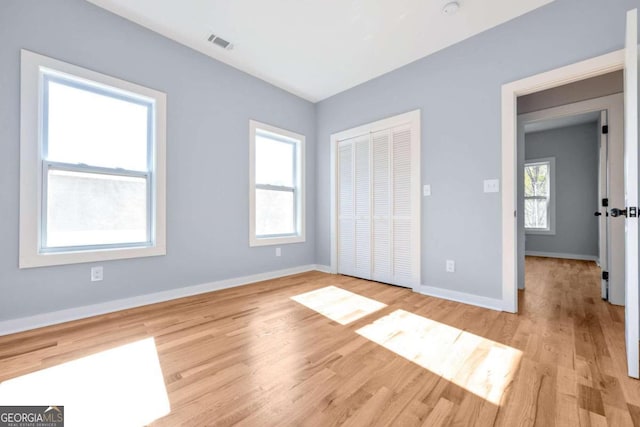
[86, 0, 554, 102]
[525, 111, 601, 134]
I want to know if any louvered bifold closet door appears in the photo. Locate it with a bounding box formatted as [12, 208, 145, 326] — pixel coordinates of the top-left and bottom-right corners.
[371, 130, 392, 283]
[392, 125, 413, 285]
[338, 141, 355, 277]
[354, 135, 372, 279]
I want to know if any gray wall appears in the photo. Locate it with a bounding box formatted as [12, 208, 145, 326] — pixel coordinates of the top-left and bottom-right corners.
[0, 0, 316, 321]
[518, 70, 623, 114]
[316, 0, 637, 300]
[1, 0, 637, 322]
[524, 123, 599, 257]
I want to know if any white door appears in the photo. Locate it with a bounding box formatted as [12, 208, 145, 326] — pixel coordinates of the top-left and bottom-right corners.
[338, 140, 355, 277]
[624, 8, 639, 379]
[337, 134, 372, 280]
[354, 135, 372, 280]
[609, 102, 627, 306]
[598, 101, 625, 305]
[371, 129, 392, 284]
[335, 111, 421, 288]
[598, 110, 609, 299]
[392, 125, 414, 285]
[337, 129, 413, 287]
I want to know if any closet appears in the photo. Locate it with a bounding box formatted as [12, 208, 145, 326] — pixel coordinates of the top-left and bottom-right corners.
[334, 111, 420, 288]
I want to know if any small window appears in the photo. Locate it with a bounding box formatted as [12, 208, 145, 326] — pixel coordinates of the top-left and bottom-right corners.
[524, 158, 555, 234]
[249, 120, 305, 246]
[20, 50, 166, 268]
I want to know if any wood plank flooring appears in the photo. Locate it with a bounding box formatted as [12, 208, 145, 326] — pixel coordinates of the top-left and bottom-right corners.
[1, 257, 640, 426]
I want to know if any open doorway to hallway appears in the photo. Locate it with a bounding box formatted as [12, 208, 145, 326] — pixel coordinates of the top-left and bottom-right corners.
[515, 72, 625, 308]
[503, 9, 639, 378]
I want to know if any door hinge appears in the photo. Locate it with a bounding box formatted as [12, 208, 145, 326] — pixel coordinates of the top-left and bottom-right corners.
[602, 125, 609, 134]
[602, 198, 609, 207]
[630, 207, 637, 218]
[602, 271, 609, 281]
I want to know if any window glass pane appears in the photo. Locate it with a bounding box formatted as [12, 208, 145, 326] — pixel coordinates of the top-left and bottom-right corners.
[46, 79, 149, 171]
[524, 163, 549, 197]
[46, 169, 148, 248]
[524, 198, 548, 229]
[255, 189, 295, 236]
[255, 134, 294, 187]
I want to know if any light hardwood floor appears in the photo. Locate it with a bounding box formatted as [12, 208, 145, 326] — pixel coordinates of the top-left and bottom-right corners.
[1, 257, 640, 426]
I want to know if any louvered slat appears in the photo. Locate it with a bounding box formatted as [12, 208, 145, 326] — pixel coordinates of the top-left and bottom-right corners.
[393, 219, 412, 281]
[354, 136, 371, 279]
[393, 126, 412, 218]
[392, 125, 412, 284]
[338, 142, 355, 276]
[338, 142, 353, 218]
[371, 130, 391, 282]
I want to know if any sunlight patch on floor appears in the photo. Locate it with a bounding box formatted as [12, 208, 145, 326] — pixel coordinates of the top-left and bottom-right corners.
[291, 286, 387, 325]
[0, 337, 170, 427]
[356, 310, 522, 405]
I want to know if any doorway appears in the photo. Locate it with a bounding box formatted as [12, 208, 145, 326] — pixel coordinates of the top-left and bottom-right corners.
[516, 93, 625, 306]
[501, 8, 638, 378]
[500, 49, 627, 315]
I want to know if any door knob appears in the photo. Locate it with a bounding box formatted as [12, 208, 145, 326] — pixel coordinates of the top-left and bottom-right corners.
[594, 211, 602, 216]
[611, 208, 627, 217]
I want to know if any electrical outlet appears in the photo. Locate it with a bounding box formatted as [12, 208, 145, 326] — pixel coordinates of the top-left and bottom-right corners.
[275, 247, 281, 257]
[446, 260, 455, 273]
[423, 184, 431, 196]
[91, 266, 103, 282]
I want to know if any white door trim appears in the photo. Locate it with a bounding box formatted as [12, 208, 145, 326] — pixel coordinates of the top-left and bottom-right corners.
[330, 109, 421, 290]
[501, 49, 625, 313]
[623, 8, 639, 379]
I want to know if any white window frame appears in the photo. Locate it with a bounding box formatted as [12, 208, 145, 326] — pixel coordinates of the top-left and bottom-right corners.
[249, 120, 305, 247]
[19, 50, 167, 268]
[524, 157, 556, 235]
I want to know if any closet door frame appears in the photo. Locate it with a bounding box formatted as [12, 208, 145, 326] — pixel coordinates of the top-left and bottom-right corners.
[330, 109, 421, 290]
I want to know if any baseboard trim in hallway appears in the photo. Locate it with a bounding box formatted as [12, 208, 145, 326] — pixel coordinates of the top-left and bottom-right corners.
[525, 250, 598, 262]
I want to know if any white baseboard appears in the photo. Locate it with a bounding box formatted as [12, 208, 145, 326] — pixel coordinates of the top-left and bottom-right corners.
[0, 264, 324, 337]
[313, 264, 333, 274]
[525, 251, 598, 261]
[417, 285, 504, 312]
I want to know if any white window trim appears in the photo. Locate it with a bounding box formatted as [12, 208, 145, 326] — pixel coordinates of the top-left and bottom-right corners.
[249, 120, 305, 247]
[524, 157, 556, 235]
[19, 49, 167, 268]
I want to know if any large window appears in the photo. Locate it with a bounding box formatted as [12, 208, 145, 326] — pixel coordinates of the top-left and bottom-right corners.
[20, 50, 166, 268]
[524, 157, 555, 234]
[249, 120, 305, 246]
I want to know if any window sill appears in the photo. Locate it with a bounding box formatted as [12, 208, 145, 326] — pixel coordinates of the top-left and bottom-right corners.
[249, 235, 305, 247]
[19, 244, 166, 269]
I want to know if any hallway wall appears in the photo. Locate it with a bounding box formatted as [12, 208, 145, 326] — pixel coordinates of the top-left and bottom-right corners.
[524, 122, 599, 259]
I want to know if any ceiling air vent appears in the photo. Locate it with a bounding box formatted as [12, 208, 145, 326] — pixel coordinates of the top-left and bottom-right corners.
[207, 33, 234, 50]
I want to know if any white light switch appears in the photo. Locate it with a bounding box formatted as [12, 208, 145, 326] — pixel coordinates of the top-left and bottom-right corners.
[423, 184, 431, 196]
[275, 247, 281, 257]
[483, 179, 500, 193]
